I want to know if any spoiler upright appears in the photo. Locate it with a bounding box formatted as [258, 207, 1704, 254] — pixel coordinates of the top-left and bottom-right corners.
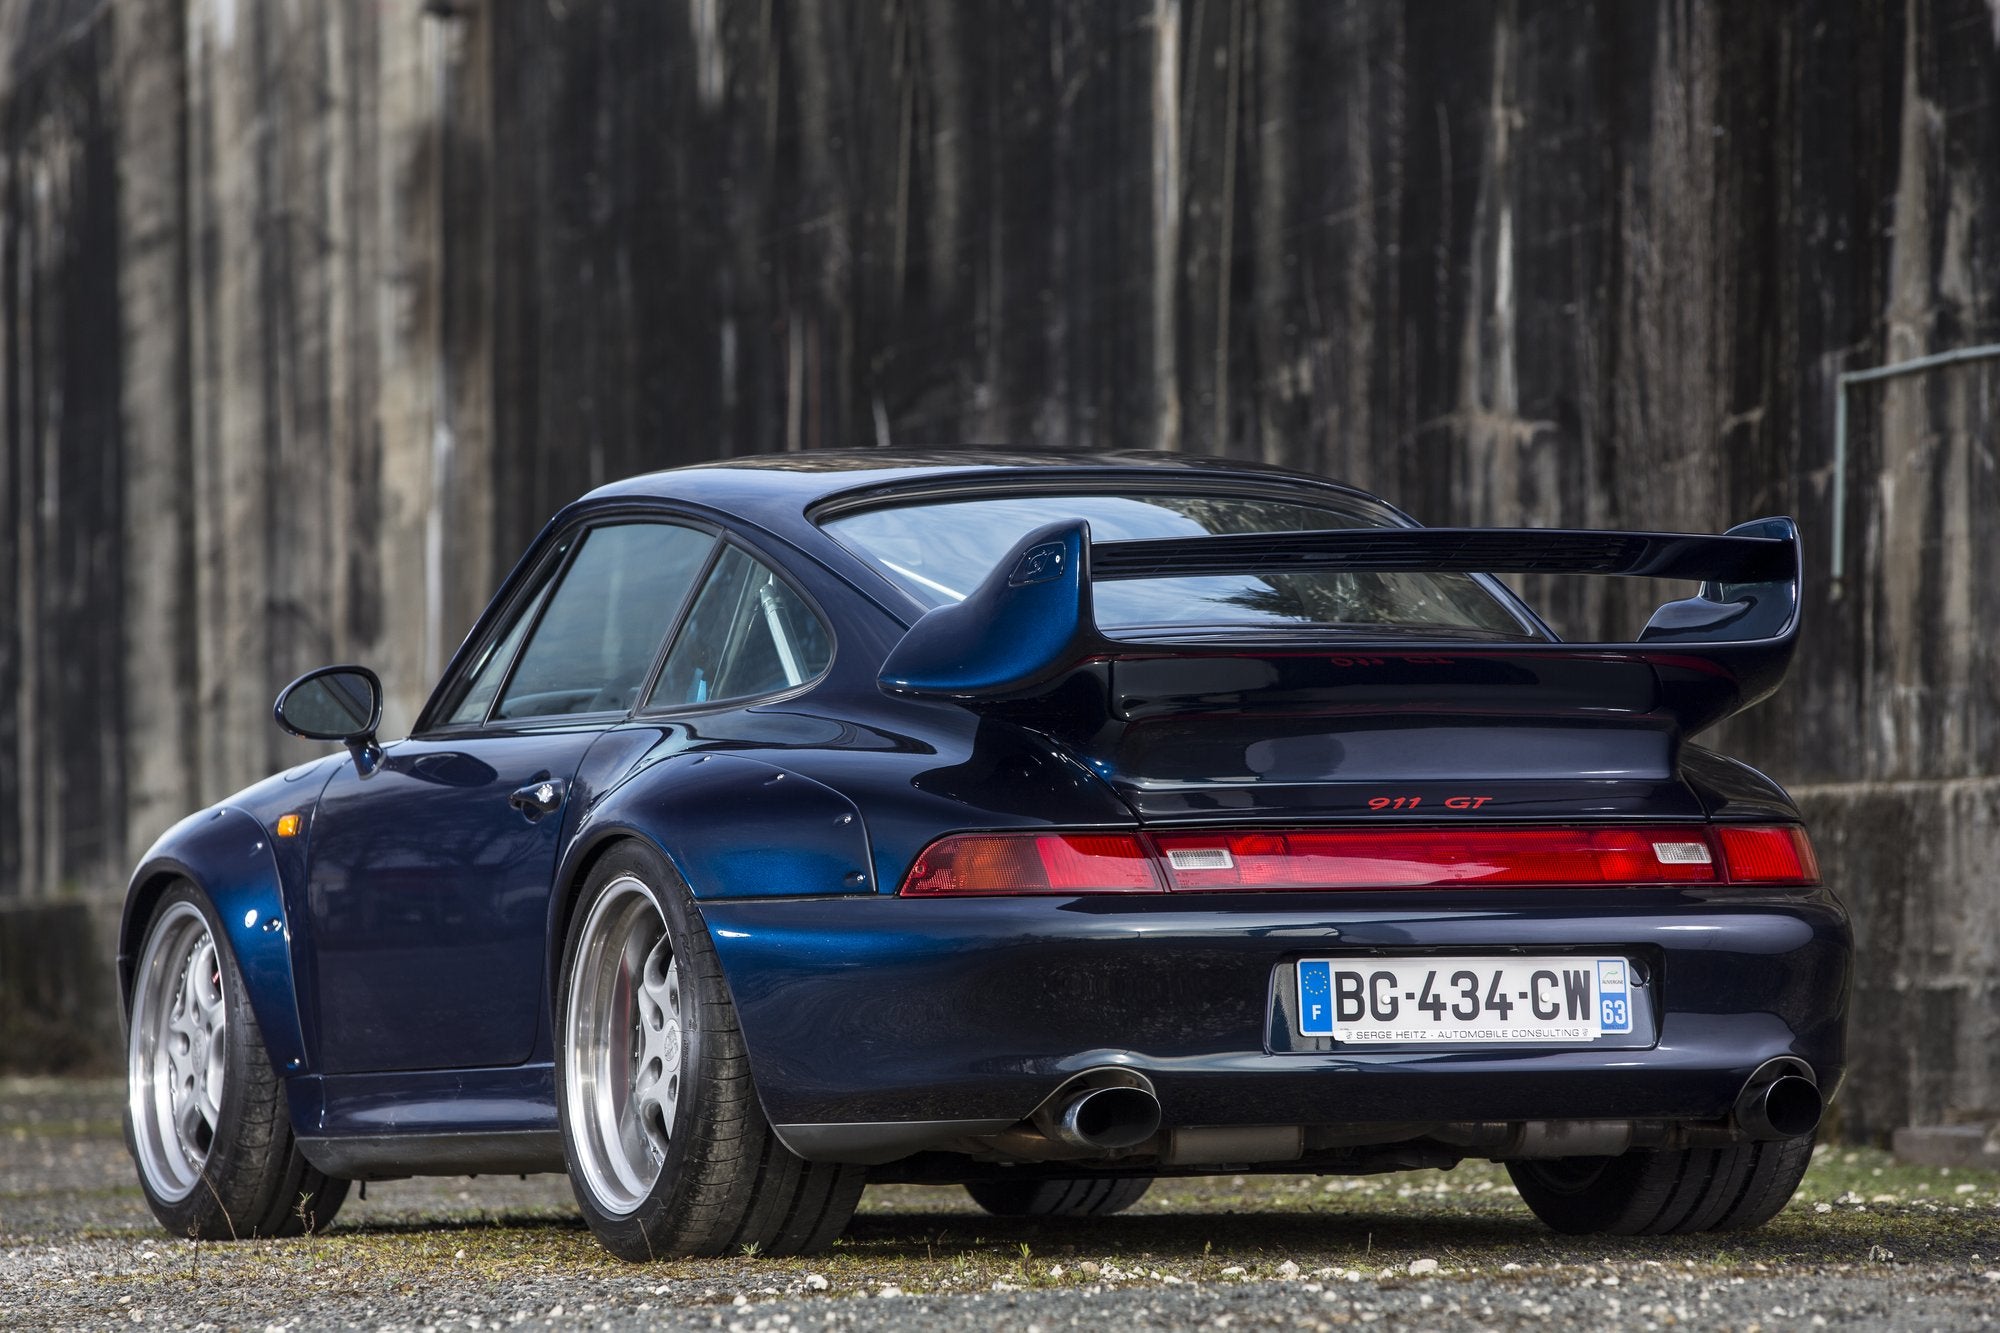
[876, 516, 1801, 737]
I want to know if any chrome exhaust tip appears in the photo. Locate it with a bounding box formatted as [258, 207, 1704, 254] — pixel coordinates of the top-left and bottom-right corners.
[1735, 1073, 1822, 1141]
[1041, 1086, 1163, 1152]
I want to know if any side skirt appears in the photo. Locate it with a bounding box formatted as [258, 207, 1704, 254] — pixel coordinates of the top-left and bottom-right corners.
[287, 1063, 564, 1179]
[296, 1130, 565, 1180]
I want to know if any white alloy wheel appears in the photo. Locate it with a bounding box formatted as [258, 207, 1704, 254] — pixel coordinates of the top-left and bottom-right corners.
[555, 843, 864, 1260]
[564, 873, 683, 1215]
[128, 899, 229, 1202]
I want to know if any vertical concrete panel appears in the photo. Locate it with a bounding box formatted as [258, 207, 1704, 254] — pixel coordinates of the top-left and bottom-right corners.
[369, 5, 442, 732]
[1869, 6, 1946, 783]
[259, 0, 333, 739]
[183, 0, 268, 797]
[1148, 0, 1181, 451]
[114, 0, 195, 862]
[438, 6, 494, 659]
[1291, 1, 1402, 491]
[137, 0, 456, 776]
[0, 0, 124, 899]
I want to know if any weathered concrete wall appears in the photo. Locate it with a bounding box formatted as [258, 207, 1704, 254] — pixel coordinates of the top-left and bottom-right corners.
[156, 0, 495, 785]
[1797, 781, 2000, 1138]
[0, 0, 124, 910]
[0, 901, 118, 1072]
[0, 0, 1995, 1128]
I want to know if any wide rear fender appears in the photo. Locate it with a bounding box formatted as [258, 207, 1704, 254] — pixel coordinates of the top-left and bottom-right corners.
[547, 752, 872, 989]
[558, 752, 875, 906]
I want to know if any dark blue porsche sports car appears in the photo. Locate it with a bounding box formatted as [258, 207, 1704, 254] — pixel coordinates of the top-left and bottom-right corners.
[121, 452, 1846, 1258]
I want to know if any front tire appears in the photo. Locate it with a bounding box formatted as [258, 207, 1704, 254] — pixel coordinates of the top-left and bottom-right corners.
[1507, 1135, 1815, 1235]
[965, 1176, 1154, 1218]
[556, 842, 864, 1260]
[125, 882, 349, 1239]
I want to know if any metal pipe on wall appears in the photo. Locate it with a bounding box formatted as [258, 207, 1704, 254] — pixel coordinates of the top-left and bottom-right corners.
[1831, 344, 2000, 598]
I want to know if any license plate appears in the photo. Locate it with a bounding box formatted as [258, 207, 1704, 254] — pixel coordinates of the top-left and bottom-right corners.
[1296, 957, 1634, 1043]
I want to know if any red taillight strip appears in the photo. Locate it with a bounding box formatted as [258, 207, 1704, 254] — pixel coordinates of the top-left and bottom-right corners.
[901, 833, 1164, 895]
[1151, 827, 1721, 890]
[897, 824, 1819, 896]
[1715, 824, 1820, 884]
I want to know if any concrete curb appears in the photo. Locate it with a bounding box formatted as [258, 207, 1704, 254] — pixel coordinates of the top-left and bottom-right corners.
[0, 902, 121, 1074]
[1890, 1123, 2000, 1171]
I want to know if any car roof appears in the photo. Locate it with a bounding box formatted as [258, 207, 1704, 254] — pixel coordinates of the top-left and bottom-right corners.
[432, 452, 1510, 731]
[576, 449, 1396, 535]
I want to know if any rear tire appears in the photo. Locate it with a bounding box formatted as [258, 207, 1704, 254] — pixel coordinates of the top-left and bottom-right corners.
[1507, 1135, 1815, 1235]
[125, 882, 350, 1239]
[556, 841, 865, 1260]
[964, 1176, 1153, 1218]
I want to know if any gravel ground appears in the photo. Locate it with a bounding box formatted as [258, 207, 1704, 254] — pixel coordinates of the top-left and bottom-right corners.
[5, 1079, 1998, 1331]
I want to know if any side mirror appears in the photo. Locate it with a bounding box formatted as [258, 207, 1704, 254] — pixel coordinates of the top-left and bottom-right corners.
[275, 666, 385, 775]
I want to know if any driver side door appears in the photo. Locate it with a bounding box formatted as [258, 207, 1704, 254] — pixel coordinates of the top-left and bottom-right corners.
[302, 519, 717, 1074]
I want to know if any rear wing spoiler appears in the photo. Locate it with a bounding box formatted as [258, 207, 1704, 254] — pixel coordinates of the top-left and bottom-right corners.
[876, 516, 1801, 736]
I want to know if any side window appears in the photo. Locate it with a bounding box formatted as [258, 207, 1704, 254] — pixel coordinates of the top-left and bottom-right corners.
[446, 577, 554, 725]
[441, 536, 575, 726]
[647, 547, 831, 709]
[491, 523, 716, 721]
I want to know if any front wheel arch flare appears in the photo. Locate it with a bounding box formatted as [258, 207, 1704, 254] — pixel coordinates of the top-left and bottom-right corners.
[125, 879, 349, 1239]
[119, 870, 182, 1024]
[119, 809, 308, 1076]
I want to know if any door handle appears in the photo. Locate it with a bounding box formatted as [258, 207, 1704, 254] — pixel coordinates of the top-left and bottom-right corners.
[508, 777, 566, 821]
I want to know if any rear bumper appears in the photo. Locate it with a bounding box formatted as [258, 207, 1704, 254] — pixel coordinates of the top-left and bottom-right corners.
[701, 887, 1849, 1159]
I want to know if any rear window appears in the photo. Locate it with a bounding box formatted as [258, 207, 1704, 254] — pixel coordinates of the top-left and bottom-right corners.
[822, 492, 1534, 639]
